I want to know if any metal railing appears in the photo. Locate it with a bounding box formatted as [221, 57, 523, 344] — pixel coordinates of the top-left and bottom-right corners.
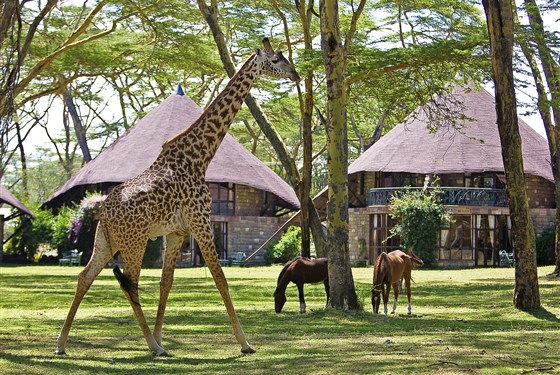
[368, 187, 508, 207]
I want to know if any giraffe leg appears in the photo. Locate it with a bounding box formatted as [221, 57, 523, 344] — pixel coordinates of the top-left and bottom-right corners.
[56, 223, 114, 355]
[118, 253, 166, 356]
[192, 220, 254, 354]
[153, 233, 184, 346]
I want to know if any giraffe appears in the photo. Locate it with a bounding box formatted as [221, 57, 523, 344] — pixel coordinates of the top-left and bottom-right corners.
[55, 38, 299, 356]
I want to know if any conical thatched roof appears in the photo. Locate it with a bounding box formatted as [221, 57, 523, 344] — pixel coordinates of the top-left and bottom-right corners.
[44, 87, 299, 210]
[0, 185, 33, 217]
[349, 86, 553, 182]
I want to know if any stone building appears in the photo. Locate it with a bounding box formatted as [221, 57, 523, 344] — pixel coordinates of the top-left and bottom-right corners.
[318, 85, 554, 267]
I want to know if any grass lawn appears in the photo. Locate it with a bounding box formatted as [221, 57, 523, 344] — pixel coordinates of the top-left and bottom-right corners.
[0, 264, 559, 374]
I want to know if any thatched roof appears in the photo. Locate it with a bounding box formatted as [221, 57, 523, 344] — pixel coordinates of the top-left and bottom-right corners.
[349, 86, 553, 182]
[44, 86, 299, 210]
[0, 185, 33, 217]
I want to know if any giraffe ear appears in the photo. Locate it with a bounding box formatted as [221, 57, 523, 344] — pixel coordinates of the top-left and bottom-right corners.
[262, 37, 274, 53]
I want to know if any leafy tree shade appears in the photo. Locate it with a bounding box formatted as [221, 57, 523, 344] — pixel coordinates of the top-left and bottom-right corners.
[389, 189, 450, 267]
[482, 0, 540, 310]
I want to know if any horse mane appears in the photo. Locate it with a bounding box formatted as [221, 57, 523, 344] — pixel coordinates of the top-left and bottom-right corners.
[276, 257, 300, 292]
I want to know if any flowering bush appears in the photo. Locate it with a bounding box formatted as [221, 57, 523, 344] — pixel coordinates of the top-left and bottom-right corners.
[68, 193, 106, 244]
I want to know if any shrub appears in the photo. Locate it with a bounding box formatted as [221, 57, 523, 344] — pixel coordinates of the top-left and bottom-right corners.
[264, 226, 301, 264]
[536, 225, 555, 266]
[389, 188, 450, 267]
[5, 206, 74, 263]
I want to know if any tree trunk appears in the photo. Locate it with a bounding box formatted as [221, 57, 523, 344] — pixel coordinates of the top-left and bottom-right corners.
[15, 122, 28, 199]
[294, 0, 315, 258]
[522, 0, 560, 276]
[198, 0, 327, 257]
[62, 85, 92, 163]
[308, 197, 327, 258]
[320, 0, 358, 310]
[483, 0, 540, 309]
[0, 214, 4, 263]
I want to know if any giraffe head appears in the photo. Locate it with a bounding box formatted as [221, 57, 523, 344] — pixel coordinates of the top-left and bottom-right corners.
[255, 38, 300, 82]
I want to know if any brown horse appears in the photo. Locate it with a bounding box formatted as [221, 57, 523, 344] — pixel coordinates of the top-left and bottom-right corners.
[371, 249, 423, 315]
[274, 257, 329, 313]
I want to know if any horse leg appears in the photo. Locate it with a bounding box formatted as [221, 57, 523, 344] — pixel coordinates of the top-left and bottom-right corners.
[297, 283, 306, 313]
[56, 224, 114, 355]
[153, 233, 184, 346]
[391, 281, 399, 314]
[382, 283, 390, 315]
[405, 273, 412, 315]
[323, 279, 330, 310]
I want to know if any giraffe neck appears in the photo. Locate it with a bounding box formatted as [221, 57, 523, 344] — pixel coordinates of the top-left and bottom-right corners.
[163, 54, 259, 171]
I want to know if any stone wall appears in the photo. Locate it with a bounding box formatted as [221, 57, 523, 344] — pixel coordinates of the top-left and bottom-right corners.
[227, 215, 286, 264]
[348, 207, 370, 265]
[530, 208, 555, 236]
[235, 184, 265, 216]
[526, 176, 555, 209]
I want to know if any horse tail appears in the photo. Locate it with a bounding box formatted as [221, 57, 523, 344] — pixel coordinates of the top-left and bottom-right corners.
[373, 252, 387, 287]
[407, 248, 424, 266]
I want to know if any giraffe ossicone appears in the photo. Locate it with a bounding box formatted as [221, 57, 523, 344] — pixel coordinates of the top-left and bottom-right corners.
[55, 38, 298, 356]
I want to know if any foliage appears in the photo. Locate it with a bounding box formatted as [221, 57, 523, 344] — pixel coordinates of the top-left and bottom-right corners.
[4, 193, 105, 263]
[536, 225, 555, 266]
[264, 226, 301, 265]
[4, 205, 74, 263]
[389, 188, 450, 266]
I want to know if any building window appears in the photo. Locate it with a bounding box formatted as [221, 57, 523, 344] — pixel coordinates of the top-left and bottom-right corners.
[209, 182, 235, 215]
[440, 215, 472, 261]
[213, 221, 228, 261]
[369, 214, 401, 264]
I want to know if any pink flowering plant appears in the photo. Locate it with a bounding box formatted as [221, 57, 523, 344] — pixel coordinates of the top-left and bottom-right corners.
[68, 193, 106, 244]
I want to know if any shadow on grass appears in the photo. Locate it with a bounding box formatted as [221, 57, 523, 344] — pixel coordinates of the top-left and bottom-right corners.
[0, 343, 246, 375]
[525, 307, 560, 322]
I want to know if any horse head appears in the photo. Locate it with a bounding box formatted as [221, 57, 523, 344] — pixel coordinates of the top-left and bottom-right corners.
[371, 286, 382, 314]
[273, 287, 287, 313]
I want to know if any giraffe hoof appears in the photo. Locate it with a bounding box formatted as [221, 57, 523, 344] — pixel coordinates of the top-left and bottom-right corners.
[241, 346, 256, 354]
[54, 349, 66, 355]
[152, 347, 168, 356]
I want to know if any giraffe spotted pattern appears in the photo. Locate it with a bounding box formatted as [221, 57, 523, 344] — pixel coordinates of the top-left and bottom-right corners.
[55, 38, 299, 356]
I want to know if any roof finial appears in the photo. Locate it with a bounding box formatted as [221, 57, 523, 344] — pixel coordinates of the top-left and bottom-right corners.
[175, 84, 185, 96]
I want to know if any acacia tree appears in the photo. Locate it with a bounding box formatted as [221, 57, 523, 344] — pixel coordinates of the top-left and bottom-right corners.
[319, 0, 363, 310]
[482, 0, 540, 309]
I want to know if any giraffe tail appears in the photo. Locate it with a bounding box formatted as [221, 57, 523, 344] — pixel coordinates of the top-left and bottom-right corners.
[113, 266, 140, 306]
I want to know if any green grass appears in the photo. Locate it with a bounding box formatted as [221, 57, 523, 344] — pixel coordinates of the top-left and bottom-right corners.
[0, 265, 559, 374]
